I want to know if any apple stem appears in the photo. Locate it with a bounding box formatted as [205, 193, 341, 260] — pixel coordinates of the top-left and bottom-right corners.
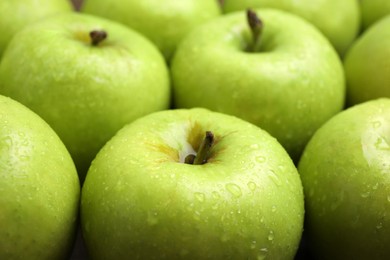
[184, 131, 214, 165]
[247, 9, 263, 52]
[184, 154, 196, 164]
[90, 30, 107, 46]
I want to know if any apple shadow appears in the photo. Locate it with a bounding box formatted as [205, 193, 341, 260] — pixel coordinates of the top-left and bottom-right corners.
[69, 223, 89, 260]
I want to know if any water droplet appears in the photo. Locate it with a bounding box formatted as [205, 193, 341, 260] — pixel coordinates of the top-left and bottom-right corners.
[193, 211, 201, 221]
[267, 230, 274, 241]
[247, 182, 257, 191]
[212, 191, 220, 199]
[250, 240, 257, 249]
[387, 195, 390, 202]
[221, 234, 229, 242]
[226, 183, 242, 198]
[372, 120, 382, 128]
[147, 212, 159, 226]
[268, 170, 281, 186]
[278, 165, 286, 172]
[271, 206, 277, 212]
[256, 156, 266, 163]
[376, 222, 383, 230]
[375, 137, 390, 151]
[194, 192, 205, 202]
[248, 162, 256, 169]
[372, 183, 379, 190]
[350, 215, 360, 227]
[257, 248, 268, 260]
[361, 192, 370, 198]
[1, 136, 13, 151]
[19, 155, 29, 161]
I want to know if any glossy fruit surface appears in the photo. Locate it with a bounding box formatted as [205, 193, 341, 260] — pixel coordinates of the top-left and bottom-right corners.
[82, 108, 304, 260]
[299, 98, 390, 259]
[0, 95, 80, 260]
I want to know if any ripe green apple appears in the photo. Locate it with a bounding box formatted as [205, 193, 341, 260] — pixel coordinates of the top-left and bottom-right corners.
[360, 0, 390, 30]
[0, 13, 170, 181]
[81, 108, 305, 260]
[344, 15, 390, 106]
[298, 98, 390, 259]
[171, 9, 345, 163]
[0, 95, 80, 260]
[220, 0, 360, 56]
[0, 0, 72, 58]
[81, 0, 221, 61]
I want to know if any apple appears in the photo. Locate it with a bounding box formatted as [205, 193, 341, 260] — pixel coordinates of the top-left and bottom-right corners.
[360, 0, 390, 30]
[298, 98, 390, 259]
[0, 0, 72, 58]
[220, 0, 360, 56]
[81, 108, 305, 260]
[344, 15, 390, 107]
[0, 12, 171, 181]
[171, 9, 345, 163]
[81, 0, 221, 61]
[0, 95, 80, 259]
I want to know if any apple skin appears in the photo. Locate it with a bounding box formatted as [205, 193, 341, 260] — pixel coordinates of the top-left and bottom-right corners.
[221, 0, 360, 56]
[0, 95, 80, 260]
[0, 0, 72, 58]
[0, 13, 171, 180]
[81, 108, 304, 260]
[298, 98, 390, 259]
[171, 9, 345, 163]
[360, 0, 390, 30]
[81, 0, 221, 61]
[344, 15, 390, 107]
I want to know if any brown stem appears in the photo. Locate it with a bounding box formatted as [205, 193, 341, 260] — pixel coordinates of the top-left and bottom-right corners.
[246, 9, 263, 52]
[184, 154, 196, 164]
[184, 131, 214, 165]
[193, 131, 214, 165]
[90, 30, 107, 46]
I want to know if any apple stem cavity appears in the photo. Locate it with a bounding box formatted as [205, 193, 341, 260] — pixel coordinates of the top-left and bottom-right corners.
[185, 131, 214, 165]
[247, 9, 263, 52]
[90, 30, 108, 46]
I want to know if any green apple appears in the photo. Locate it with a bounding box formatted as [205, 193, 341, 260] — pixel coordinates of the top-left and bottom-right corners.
[0, 12, 170, 181]
[361, 0, 390, 30]
[171, 9, 345, 163]
[344, 15, 390, 106]
[81, 0, 221, 61]
[0, 0, 72, 58]
[0, 95, 80, 260]
[81, 108, 304, 260]
[220, 0, 360, 56]
[298, 98, 390, 259]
